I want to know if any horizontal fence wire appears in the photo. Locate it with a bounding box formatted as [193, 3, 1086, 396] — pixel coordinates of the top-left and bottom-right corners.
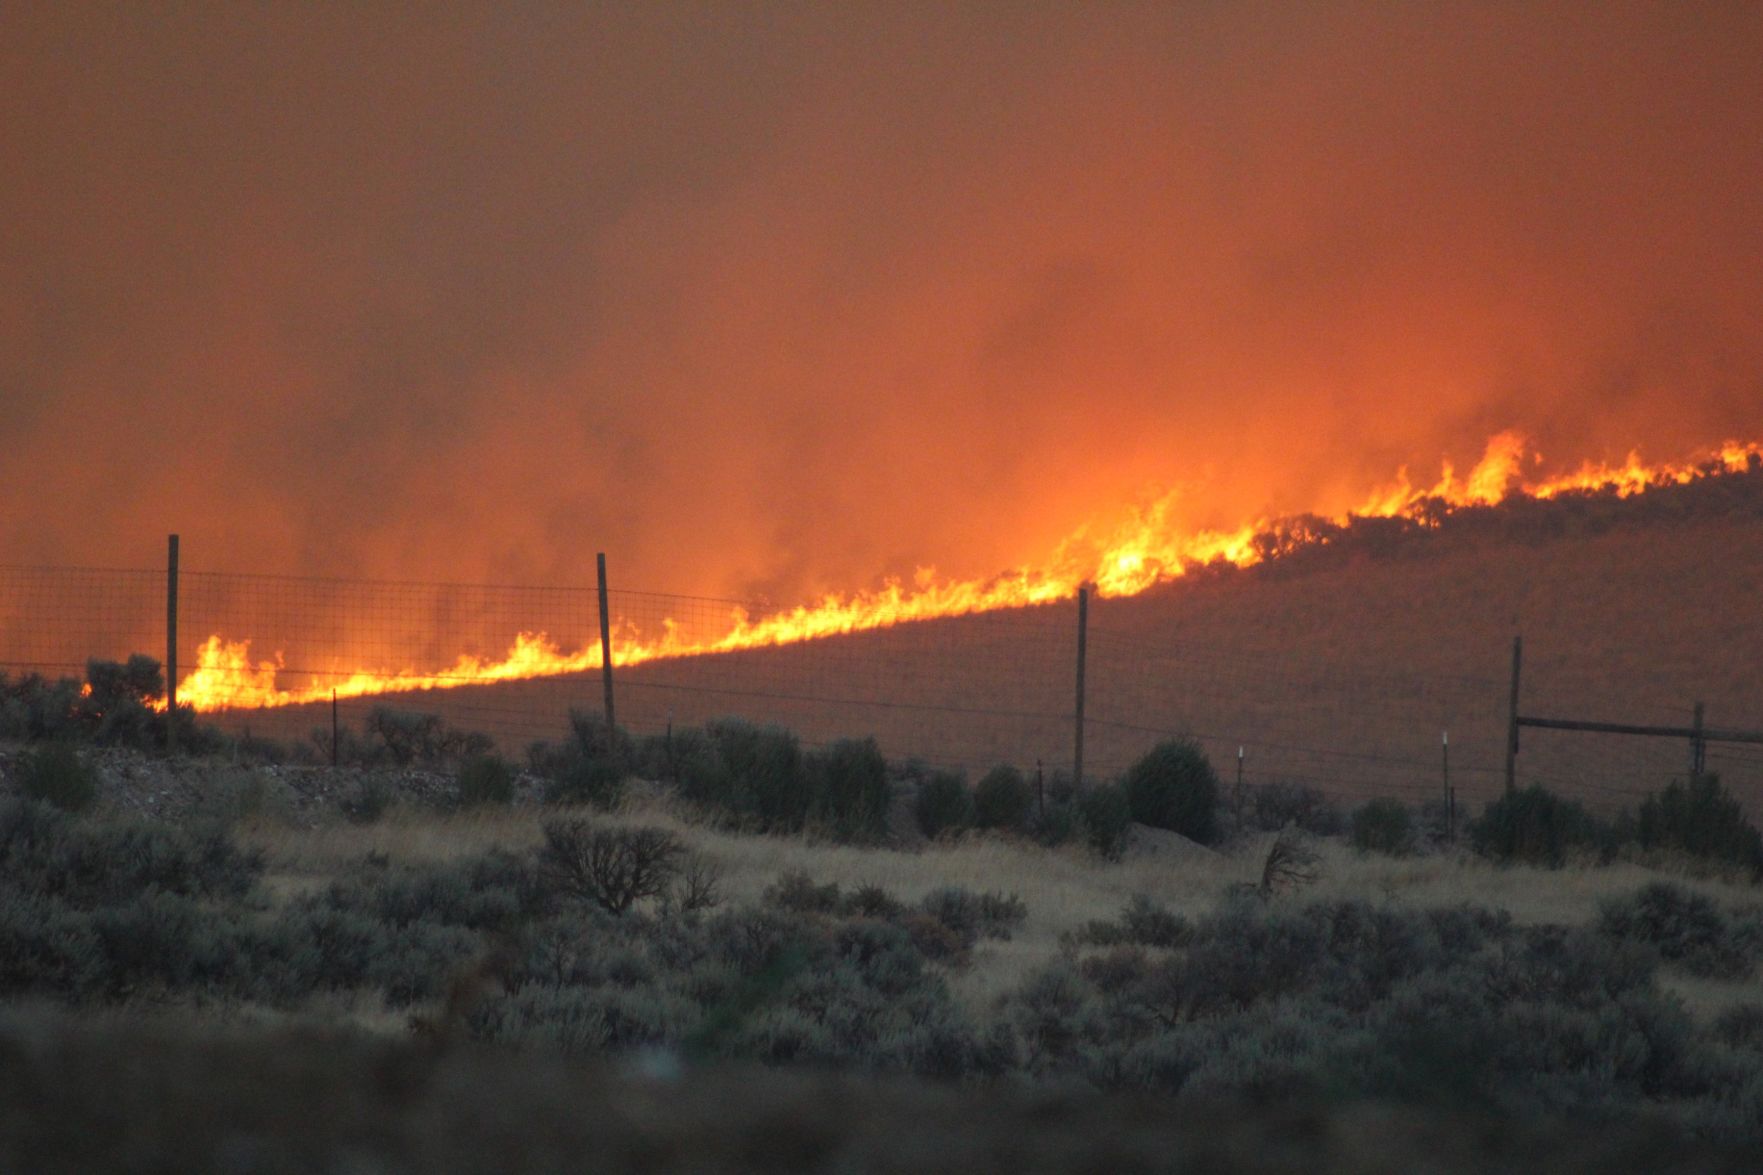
[1, 559, 1759, 815]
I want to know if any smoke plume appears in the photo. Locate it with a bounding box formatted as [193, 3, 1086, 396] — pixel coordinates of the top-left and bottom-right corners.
[3, 4, 1759, 601]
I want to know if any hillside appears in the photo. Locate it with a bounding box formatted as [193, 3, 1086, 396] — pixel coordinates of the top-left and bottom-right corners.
[211, 475, 1763, 814]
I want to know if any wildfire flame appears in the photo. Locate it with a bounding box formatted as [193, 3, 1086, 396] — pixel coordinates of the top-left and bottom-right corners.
[173, 432, 1763, 712]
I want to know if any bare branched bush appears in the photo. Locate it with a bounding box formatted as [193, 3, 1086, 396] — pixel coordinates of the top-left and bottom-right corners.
[1259, 827, 1320, 897]
[668, 854, 724, 916]
[538, 818, 684, 916]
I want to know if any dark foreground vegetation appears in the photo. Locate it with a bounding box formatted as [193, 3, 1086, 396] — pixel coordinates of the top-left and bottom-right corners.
[8, 653, 1763, 1167]
[5, 783, 1763, 1148]
[5, 1006, 1755, 1175]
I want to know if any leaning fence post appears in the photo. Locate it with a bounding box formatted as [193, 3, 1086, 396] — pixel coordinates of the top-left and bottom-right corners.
[597, 552, 616, 745]
[166, 533, 179, 755]
[1074, 586, 1088, 791]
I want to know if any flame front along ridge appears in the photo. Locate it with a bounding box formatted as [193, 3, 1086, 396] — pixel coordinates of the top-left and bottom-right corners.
[171, 432, 1762, 712]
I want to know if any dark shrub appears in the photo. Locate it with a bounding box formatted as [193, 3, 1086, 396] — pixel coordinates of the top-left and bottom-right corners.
[913, 770, 973, 839]
[365, 706, 492, 766]
[1123, 739, 1219, 844]
[1470, 784, 1602, 868]
[0, 890, 102, 996]
[679, 719, 813, 832]
[84, 655, 163, 710]
[1029, 802, 1078, 848]
[919, 887, 1027, 947]
[341, 775, 395, 824]
[1598, 882, 1757, 979]
[455, 754, 515, 808]
[318, 852, 541, 933]
[1119, 894, 1191, 948]
[666, 854, 723, 916]
[972, 765, 1033, 831]
[0, 671, 82, 740]
[539, 818, 684, 916]
[1008, 963, 1102, 1074]
[544, 757, 623, 808]
[16, 743, 97, 813]
[1257, 827, 1322, 897]
[764, 870, 843, 915]
[1351, 798, 1414, 856]
[1637, 774, 1763, 875]
[1713, 1004, 1763, 1052]
[0, 803, 263, 906]
[530, 710, 628, 807]
[1251, 781, 1345, 835]
[89, 891, 238, 996]
[1078, 895, 1191, 949]
[81, 655, 166, 748]
[809, 737, 891, 841]
[1078, 783, 1133, 860]
[845, 883, 906, 920]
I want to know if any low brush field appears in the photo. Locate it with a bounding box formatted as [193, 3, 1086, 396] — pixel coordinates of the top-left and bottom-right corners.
[5, 747, 1763, 1173]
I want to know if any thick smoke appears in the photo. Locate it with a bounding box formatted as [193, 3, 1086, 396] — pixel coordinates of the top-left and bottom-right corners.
[2, 4, 1759, 601]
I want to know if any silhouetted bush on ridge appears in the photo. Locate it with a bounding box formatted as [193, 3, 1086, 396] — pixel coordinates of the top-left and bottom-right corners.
[1351, 798, 1414, 856]
[1123, 739, 1220, 845]
[972, 764, 1033, 831]
[912, 769, 973, 839]
[1469, 785, 1605, 868]
[1636, 774, 1763, 877]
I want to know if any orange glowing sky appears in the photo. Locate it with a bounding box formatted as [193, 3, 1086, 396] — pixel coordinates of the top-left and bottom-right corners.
[3, 4, 1760, 608]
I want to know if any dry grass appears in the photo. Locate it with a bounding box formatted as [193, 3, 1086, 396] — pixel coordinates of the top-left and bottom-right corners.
[235, 788, 1763, 1016]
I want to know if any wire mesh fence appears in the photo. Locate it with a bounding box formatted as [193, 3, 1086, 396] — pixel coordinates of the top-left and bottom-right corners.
[2, 551, 1758, 817]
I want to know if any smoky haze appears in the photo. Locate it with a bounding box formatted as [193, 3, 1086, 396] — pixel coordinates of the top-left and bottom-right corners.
[3, 4, 1759, 602]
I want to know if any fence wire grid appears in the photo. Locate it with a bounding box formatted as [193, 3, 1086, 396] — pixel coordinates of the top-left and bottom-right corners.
[2, 557, 1758, 816]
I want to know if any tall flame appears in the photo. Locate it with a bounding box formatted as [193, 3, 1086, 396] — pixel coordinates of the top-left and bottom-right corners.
[174, 432, 1763, 712]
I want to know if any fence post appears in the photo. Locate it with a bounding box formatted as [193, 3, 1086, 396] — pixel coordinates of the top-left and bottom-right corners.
[1074, 586, 1088, 790]
[1692, 701, 1706, 778]
[1442, 730, 1453, 844]
[331, 689, 339, 767]
[1235, 745, 1245, 820]
[166, 533, 179, 754]
[597, 552, 616, 743]
[1504, 634, 1522, 794]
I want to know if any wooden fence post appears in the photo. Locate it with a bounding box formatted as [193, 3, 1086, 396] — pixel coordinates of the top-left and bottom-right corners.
[166, 534, 179, 754]
[1504, 635, 1522, 794]
[597, 552, 616, 744]
[1692, 701, 1706, 778]
[1074, 586, 1088, 791]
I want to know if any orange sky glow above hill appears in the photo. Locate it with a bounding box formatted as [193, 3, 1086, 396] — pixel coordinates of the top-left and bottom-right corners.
[2, 6, 1760, 710]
